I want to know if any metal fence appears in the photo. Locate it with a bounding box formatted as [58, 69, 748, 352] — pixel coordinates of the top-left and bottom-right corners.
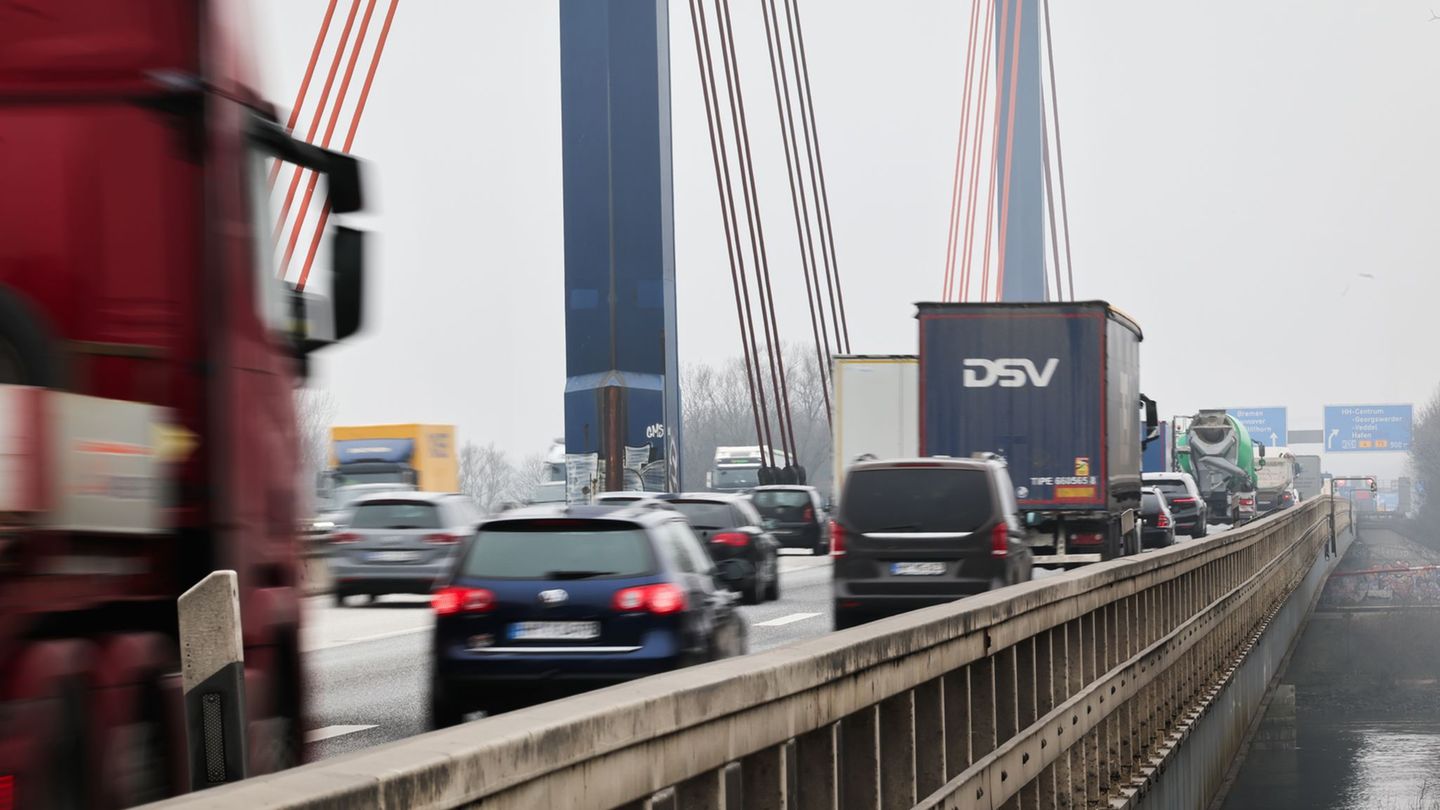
[154, 499, 1347, 810]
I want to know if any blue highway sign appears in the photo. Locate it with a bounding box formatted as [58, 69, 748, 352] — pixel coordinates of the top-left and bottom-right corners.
[1324, 404, 1413, 452]
[1230, 407, 1288, 448]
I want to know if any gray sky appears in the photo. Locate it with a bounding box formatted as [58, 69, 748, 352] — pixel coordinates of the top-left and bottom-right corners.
[254, 1, 1438, 480]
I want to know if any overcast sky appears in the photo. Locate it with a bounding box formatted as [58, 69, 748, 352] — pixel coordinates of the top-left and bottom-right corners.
[254, 1, 1438, 480]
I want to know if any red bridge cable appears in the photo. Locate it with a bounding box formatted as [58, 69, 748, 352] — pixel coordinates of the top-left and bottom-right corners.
[759, 0, 832, 431]
[282, 0, 377, 279]
[1042, 0, 1077, 300]
[298, 0, 400, 291]
[957, 0, 995, 302]
[781, 0, 842, 354]
[274, 0, 363, 257]
[976, 0, 1010, 302]
[1040, 101, 1063, 303]
[787, 0, 851, 348]
[691, 0, 775, 457]
[715, 0, 797, 460]
[269, 0, 341, 189]
[942, 0, 983, 301]
[992, 0, 1025, 299]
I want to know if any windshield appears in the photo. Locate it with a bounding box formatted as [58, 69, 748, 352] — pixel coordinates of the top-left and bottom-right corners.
[842, 468, 992, 533]
[462, 522, 655, 579]
[350, 501, 441, 530]
[713, 466, 758, 489]
[1142, 491, 1163, 513]
[667, 501, 736, 530]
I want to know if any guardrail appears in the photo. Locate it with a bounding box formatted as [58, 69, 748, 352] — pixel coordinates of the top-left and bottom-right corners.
[156, 499, 1348, 810]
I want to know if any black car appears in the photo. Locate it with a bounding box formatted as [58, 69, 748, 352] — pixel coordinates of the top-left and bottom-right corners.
[1140, 488, 1177, 549]
[1141, 472, 1208, 538]
[749, 485, 830, 555]
[656, 493, 780, 604]
[429, 504, 749, 726]
[831, 457, 1033, 631]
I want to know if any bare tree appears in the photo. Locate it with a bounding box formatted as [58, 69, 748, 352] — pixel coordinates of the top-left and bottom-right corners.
[458, 441, 519, 514]
[1411, 385, 1440, 527]
[294, 388, 337, 481]
[509, 453, 549, 505]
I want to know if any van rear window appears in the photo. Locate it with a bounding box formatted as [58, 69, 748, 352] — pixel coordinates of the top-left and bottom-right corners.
[842, 468, 992, 533]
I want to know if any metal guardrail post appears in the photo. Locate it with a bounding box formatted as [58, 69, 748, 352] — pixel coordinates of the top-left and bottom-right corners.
[178, 570, 248, 790]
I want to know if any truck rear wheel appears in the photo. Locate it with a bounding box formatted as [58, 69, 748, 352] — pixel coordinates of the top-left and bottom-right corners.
[0, 287, 63, 387]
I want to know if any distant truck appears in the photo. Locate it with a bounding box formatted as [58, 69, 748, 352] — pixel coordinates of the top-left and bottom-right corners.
[1294, 455, 1323, 500]
[1142, 419, 1174, 473]
[831, 355, 918, 497]
[319, 424, 458, 509]
[917, 301, 1158, 564]
[708, 445, 794, 493]
[1255, 447, 1300, 512]
[1177, 410, 1264, 524]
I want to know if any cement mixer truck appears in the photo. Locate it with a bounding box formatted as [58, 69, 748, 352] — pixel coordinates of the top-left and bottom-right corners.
[1177, 410, 1266, 525]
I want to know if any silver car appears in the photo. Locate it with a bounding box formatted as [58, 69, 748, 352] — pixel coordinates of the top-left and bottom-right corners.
[327, 492, 481, 606]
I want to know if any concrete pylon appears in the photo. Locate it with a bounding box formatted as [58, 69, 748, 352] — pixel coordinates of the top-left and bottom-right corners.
[994, 0, 1046, 301]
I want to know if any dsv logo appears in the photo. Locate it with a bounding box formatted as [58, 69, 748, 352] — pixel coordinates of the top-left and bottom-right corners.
[962, 358, 1060, 388]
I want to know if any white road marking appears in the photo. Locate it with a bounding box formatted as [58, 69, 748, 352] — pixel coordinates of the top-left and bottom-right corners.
[755, 612, 822, 627]
[304, 724, 378, 743]
[301, 626, 430, 653]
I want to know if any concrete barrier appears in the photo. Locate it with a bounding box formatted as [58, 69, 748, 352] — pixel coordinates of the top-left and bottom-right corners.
[150, 499, 1349, 810]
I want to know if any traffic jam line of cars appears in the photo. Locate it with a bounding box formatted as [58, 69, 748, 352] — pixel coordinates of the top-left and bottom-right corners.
[320, 466, 1224, 727]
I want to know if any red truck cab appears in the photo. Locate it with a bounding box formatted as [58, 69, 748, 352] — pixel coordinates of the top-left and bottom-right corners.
[0, 2, 365, 806]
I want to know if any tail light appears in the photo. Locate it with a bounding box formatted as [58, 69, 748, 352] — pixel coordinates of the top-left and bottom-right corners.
[991, 524, 1008, 558]
[830, 520, 846, 557]
[1156, 513, 1171, 528]
[426, 533, 461, 544]
[1070, 532, 1104, 546]
[330, 532, 360, 544]
[1238, 497, 1255, 507]
[612, 583, 687, 615]
[711, 532, 750, 547]
[803, 506, 814, 521]
[1171, 497, 1197, 505]
[432, 586, 495, 616]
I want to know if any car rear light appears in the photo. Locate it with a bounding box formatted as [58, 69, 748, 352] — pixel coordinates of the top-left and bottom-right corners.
[1238, 497, 1255, 507]
[711, 531, 750, 547]
[612, 583, 687, 615]
[432, 586, 495, 616]
[426, 532, 460, 544]
[1156, 514, 1170, 528]
[991, 524, 1008, 558]
[1171, 497, 1197, 505]
[1070, 532, 1104, 546]
[330, 532, 360, 544]
[803, 506, 814, 521]
[830, 521, 846, 557]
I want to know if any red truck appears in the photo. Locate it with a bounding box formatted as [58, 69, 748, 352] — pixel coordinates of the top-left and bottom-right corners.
[0, 2, 366, 806]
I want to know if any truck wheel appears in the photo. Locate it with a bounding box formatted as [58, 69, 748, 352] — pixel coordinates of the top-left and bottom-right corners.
[429, 678, 467, 729]
[0, 287, 64, 387]
[51, 680, 90, 810]
[1102, 524, 1122, 561]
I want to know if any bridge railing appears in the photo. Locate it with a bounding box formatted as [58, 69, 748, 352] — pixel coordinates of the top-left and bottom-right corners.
[153, 498, 1348, 810]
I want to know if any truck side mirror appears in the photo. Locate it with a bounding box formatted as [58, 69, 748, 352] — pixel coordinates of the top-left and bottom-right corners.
[331, 227, 365, 341]
[1139, 395, 1160, 447]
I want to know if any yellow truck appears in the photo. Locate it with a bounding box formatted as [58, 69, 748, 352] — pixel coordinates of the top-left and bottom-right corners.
[325, 424, 458, 494]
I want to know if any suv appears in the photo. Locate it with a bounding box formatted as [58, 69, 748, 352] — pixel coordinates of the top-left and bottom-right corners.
[327, 492, 482, 606]
[749, 485, 830, 555]
[831, 457, 1032, 631]
[655, 493, 780, 604]
[1141, 472, 1208, 538]
[429, 505, 749, 725]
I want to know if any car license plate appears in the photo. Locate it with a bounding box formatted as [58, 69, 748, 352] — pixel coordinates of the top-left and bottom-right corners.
[891, 562, 946, 576]
[367, 551, 420, 563]
[507, 621, 601, 641]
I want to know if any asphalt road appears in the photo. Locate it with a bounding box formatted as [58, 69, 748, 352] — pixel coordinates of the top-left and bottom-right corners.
[300, 551, 835, 761]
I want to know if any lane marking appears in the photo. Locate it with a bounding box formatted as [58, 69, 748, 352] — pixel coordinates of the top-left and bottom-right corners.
[304, 724, 378, 743]
[301, 626, 430, 653]
[755, 612, 822, 627]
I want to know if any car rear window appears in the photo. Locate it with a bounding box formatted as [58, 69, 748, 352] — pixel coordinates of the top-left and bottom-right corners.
[752, 490, 810, 510]
[842, 468, 993, 533]
[350, 501, 442, 530]
[1151, 482, 1190, 497]
[461, 521, 655, 579]
[1142, 491, 1163, 512]
[667, 501, 737, 530]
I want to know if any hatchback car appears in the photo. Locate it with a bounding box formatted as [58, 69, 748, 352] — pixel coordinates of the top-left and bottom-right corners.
[428, 505, 749, 725]
[830, 457, 1033, 631]
[327, 492, 481, 606]
[656, 493, 780, 604]
[1139, 487, 1177, 549]
[749, 485, 830, 555]
[1141, 472, 1208, 538]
